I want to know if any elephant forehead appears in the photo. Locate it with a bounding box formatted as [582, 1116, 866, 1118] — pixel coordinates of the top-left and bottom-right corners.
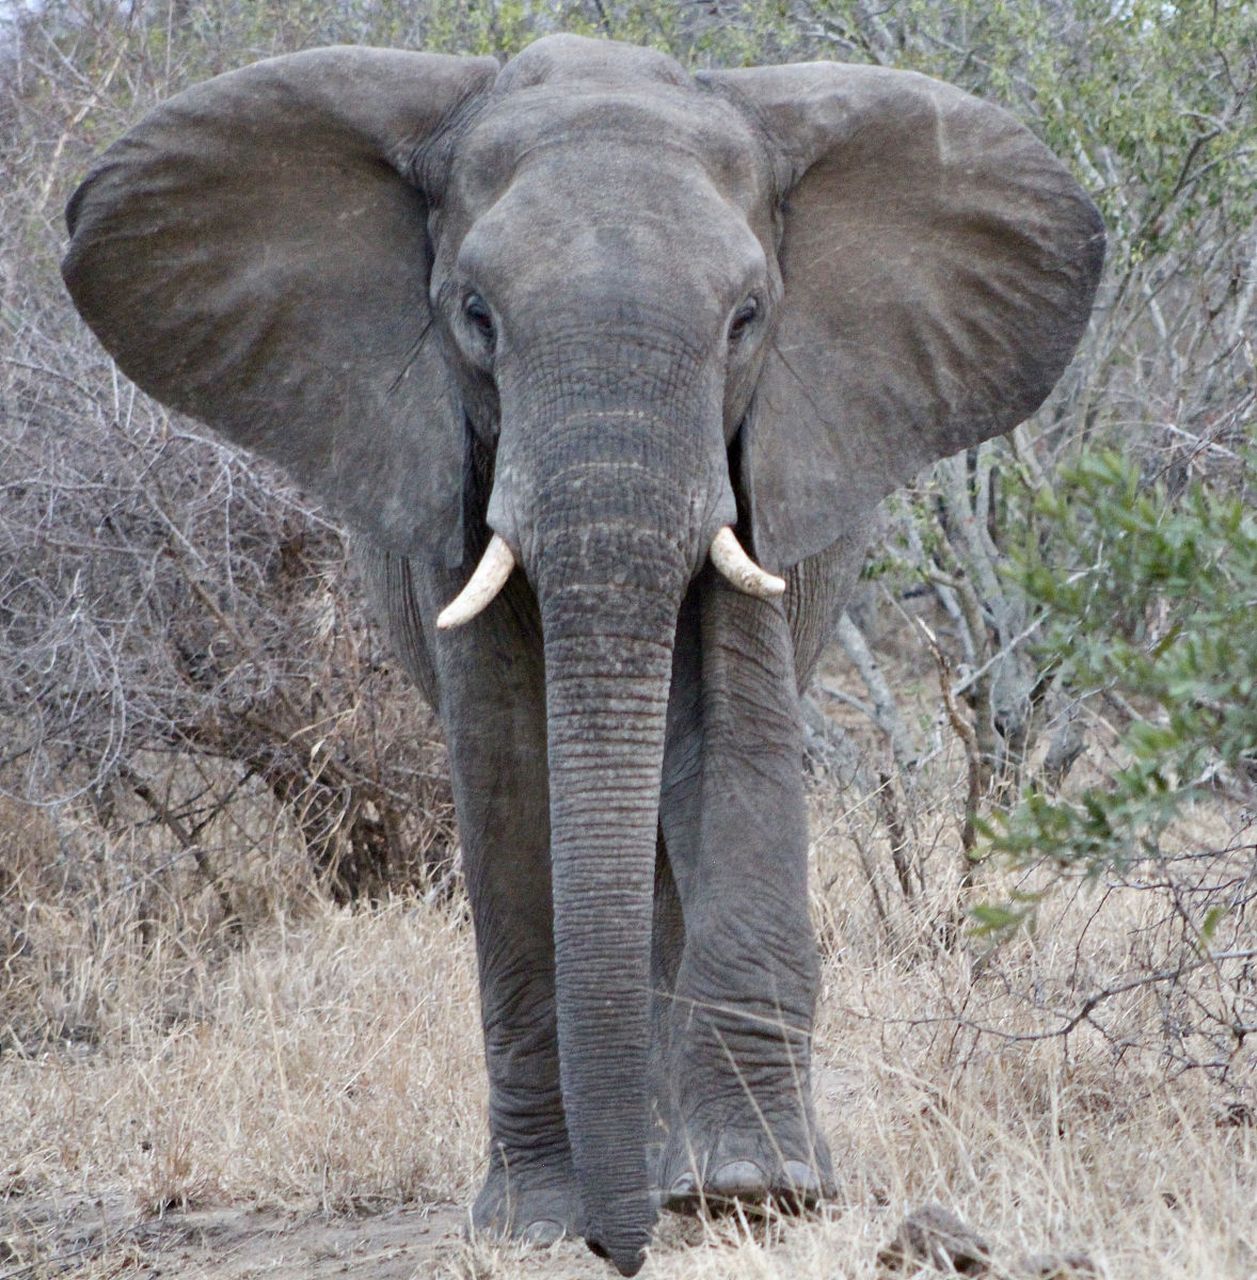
[452, 83, 770, 217]
[496, 32, 693, 91]
[455, 154, 767, 310]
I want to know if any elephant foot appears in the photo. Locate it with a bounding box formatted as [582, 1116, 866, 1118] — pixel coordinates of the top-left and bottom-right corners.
[657, 1121, 835, 1216]
[471, 1153, 581, 1244]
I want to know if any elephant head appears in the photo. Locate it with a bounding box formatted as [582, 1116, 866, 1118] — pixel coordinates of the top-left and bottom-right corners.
[62, 34, 1103, 1275]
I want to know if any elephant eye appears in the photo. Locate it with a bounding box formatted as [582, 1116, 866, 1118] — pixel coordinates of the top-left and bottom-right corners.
[463, 293, 495, 346]
[728, 297, 759, 342]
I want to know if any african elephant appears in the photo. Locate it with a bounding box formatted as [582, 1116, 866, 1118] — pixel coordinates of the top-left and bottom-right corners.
[62, 33, 1103, 1276]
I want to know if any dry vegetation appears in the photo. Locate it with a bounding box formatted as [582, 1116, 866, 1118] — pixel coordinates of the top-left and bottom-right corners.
[2, 756, 1253, 1278]
[2, 2, 1254, 1278]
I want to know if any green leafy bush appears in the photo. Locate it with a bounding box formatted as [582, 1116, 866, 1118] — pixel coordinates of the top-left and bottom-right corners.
[982, 447, 1256, 892]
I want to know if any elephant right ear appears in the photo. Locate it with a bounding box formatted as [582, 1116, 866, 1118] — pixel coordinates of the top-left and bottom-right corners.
[63, 47, 498, 565]
[701, 62, 1105, 573]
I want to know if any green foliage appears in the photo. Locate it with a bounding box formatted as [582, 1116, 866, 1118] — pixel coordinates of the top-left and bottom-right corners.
[981, 448, 1257, 880]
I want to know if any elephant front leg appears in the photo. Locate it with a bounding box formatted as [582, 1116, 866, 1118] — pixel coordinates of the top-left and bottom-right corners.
[657, 571, 833, 1211]
[436, 606, 579, 1245]
[465, 846, 578, 1245]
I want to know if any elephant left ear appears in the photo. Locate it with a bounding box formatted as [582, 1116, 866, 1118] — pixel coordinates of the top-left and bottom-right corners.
[63, 47, 498, 565]
[700, 62, 1105, 572]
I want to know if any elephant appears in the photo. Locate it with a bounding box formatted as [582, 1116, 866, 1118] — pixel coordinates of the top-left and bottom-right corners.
[61, 33, 1103, 1276]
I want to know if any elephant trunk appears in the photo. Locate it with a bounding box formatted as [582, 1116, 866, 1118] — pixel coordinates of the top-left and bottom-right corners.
[542, 565, 677, 1274]
[478, 331, 730, 1272]
[512, 391, 713, 1272]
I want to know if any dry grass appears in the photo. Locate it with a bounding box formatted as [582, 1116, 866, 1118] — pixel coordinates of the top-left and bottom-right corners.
[2, 771, 1253, 1280]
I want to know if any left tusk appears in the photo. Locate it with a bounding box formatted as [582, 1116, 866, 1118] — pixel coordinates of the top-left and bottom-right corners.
[709, 526, 786, 599]
[436, 534, 516, 629]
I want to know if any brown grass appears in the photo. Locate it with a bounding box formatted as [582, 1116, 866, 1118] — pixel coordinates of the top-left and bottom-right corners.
[2, 767, 1253, 1279]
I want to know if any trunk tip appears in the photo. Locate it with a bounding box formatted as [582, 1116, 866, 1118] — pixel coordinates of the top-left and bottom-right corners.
[587, 1231, 649, 1276]
[583, 1192, 654, 1275]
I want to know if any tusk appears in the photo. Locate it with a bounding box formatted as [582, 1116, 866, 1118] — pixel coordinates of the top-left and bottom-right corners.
[709, 526, 786, 600]
[436, 534, 516, 629]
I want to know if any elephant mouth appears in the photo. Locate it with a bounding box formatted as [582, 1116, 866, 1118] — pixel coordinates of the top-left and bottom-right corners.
[436, 526, 782, 630]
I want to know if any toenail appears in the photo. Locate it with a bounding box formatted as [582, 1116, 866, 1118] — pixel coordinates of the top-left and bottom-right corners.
[521, 1218, 565, 1245]
[781, 1160, 821, 1192]
[710, 1159, 768, 1198]
[777, 1159, 823, 1208]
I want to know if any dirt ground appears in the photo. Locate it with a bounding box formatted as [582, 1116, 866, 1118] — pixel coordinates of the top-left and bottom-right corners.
[0, 1189, 905, 1280]
[0, 1068, 873, 1280]
[0, 1195, 583, 1280]
[0, 1191, 1072, 1280]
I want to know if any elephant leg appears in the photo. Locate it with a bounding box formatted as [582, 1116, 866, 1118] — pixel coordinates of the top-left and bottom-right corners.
[421, 572, 578, 1244]
[459, 771, 578, 1242]
[649, 587, 704, 1172]
[648, 833, 685, 1174]
[658, 569, 833, 1211]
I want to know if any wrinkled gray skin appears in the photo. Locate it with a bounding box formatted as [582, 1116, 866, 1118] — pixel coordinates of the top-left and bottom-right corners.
[62, 35, 1103, 1276]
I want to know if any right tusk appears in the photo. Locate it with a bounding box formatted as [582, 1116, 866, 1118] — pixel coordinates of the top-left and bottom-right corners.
[436, 534, 516, 630]
[709, 526, 786, 599]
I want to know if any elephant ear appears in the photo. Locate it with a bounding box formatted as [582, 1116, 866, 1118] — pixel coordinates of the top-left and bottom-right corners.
[63, 47, 498, 565]
[701, 63, 1105, 571]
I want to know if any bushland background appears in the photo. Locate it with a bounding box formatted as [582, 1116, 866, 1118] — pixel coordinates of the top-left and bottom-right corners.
[2, 2, 1254, 1277]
